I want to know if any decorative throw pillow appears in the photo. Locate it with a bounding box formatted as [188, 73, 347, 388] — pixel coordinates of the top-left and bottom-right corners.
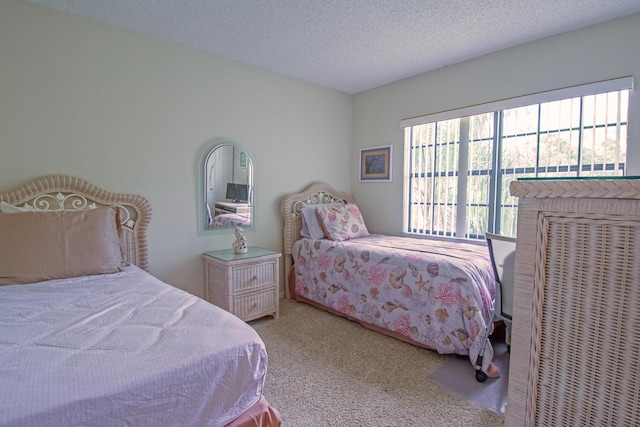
[0, 206, 124, 285]
[315, 203, 369, 242]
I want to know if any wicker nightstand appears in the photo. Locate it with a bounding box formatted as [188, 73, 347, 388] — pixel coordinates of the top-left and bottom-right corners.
[203, 247, 280, 321]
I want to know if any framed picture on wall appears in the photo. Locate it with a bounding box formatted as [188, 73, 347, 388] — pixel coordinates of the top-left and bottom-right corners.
[359, 145, 392, 182]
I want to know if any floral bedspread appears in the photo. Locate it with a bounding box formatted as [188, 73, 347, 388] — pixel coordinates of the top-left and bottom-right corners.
[292, 234, 500, 375]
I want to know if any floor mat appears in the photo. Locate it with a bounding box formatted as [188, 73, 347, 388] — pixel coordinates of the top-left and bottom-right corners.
[427, 340, 510, 416]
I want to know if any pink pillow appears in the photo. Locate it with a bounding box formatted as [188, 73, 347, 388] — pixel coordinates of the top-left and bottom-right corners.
[0, 207, 124, 285]
[315, 203, 369, 241]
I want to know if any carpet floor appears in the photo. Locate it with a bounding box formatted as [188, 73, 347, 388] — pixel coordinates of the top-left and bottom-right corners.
[250, 298, 505, 427]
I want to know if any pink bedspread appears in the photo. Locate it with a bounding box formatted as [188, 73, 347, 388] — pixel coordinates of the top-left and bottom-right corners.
[292, 234, 499, 376]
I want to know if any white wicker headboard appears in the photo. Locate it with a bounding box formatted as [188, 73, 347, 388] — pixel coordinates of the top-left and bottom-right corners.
[0, 175, 152, 271]
[280, 182, 355, 297]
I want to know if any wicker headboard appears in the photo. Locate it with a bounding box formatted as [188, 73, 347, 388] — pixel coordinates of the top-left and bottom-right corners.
[280, 182, 355, 297]
[0, 175, 152, 271]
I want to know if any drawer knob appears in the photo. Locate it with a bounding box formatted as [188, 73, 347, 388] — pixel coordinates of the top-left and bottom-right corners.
[252, 275, 258, 280]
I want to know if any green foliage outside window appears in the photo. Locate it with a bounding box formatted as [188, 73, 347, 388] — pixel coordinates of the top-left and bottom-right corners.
[405, 90, 628, 240]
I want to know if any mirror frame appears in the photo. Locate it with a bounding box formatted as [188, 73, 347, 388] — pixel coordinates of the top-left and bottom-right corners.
[198, 139, 256, 235]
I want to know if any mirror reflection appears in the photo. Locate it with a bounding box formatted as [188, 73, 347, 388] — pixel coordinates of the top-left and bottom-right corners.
[203, 142, 253, 230]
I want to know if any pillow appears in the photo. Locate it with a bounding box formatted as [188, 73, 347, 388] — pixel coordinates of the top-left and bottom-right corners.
[0, 202, 127, 263]
[0, 201, 36, 213]
[315, 203, 369, 242]
[299, 202, 343, 239]
[300, 206, 327, 239]
[0, 206, 124, 285]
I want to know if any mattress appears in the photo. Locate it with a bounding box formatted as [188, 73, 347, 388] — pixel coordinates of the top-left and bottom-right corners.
[0, 266, 268, 427]
[292, 234, 499, 375]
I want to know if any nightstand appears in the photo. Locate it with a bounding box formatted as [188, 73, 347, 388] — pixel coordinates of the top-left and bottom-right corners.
[203, 247, 281, 321]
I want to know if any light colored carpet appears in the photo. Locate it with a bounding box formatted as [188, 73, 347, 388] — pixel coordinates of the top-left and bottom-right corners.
[250, 298, 505, 427]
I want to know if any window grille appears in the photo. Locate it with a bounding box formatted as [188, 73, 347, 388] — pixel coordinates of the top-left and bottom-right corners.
[403, 79, 631, 240]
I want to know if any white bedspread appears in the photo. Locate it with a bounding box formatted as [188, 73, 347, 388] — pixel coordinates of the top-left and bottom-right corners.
[0, 266, 267, 427]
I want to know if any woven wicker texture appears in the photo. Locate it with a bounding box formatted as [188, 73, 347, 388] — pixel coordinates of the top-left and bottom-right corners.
[510, 179, 640, 199]
[528, 213, 640, 426]
[507, 179, 640, 427]
[203, 252, 280, 321]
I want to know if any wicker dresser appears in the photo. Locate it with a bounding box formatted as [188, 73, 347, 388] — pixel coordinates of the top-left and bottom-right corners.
[506, 178, 640, 427]
[203, 247, 280, 321]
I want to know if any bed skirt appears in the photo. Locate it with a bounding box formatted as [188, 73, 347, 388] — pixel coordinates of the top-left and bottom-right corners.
[225, 396, 281, 427]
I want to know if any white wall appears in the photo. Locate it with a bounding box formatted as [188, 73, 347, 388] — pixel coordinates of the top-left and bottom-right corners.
[352, 13, 640, 236]
[0, 0, 352, 297]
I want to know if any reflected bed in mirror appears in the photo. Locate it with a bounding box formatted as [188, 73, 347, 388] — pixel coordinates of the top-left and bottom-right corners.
[199, 139, 254, 233]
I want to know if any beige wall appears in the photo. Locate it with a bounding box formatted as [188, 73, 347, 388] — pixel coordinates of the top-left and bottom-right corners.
[0, 0, 352, 297]
[352, 12, 640, 236]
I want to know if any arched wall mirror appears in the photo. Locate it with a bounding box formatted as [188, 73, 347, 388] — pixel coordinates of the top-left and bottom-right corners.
[200, 140, 254, 233]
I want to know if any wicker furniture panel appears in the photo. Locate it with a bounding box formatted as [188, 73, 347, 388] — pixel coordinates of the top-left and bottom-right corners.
[506, 179, 640, 427]
[203, 248, 280, 321]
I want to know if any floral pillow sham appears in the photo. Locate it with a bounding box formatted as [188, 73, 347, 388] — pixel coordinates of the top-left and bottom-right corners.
[315, 203, 369, 241]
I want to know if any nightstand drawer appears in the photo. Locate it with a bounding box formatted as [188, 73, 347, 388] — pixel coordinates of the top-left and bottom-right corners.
[231, 261, 277, 292]
[233, 288, 277, 320]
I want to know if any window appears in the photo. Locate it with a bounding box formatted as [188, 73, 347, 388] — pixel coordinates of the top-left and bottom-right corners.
[403, 79, 631, 240]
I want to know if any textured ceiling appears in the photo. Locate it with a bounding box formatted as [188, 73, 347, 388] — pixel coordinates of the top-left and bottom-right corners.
[23, 0, 640, 94]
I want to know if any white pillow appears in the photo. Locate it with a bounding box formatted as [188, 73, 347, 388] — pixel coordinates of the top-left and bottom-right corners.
[299, 211, 312, 237]
[300, 207, 326, 239]
[0, 201, 36, 213]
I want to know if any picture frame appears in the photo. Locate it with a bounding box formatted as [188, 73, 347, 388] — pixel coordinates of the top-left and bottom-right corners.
[359, 145, 392, 182]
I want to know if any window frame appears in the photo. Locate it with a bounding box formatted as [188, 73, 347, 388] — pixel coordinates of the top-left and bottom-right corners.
[402, 77, 633, 240]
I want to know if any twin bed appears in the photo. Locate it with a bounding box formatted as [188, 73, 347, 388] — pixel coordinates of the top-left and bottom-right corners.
[282, 182, 500, 377]
[0, 175, 280, 427]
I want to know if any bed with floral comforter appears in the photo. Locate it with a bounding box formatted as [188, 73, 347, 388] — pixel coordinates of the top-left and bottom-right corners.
[282, 182, 500, 377]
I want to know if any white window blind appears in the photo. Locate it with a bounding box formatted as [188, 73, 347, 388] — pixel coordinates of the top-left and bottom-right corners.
[400, 76, 634, 129]
[402, 76, 633, 240]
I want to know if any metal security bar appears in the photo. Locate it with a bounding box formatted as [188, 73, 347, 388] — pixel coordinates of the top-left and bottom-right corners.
[405, 89, 629, 240]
